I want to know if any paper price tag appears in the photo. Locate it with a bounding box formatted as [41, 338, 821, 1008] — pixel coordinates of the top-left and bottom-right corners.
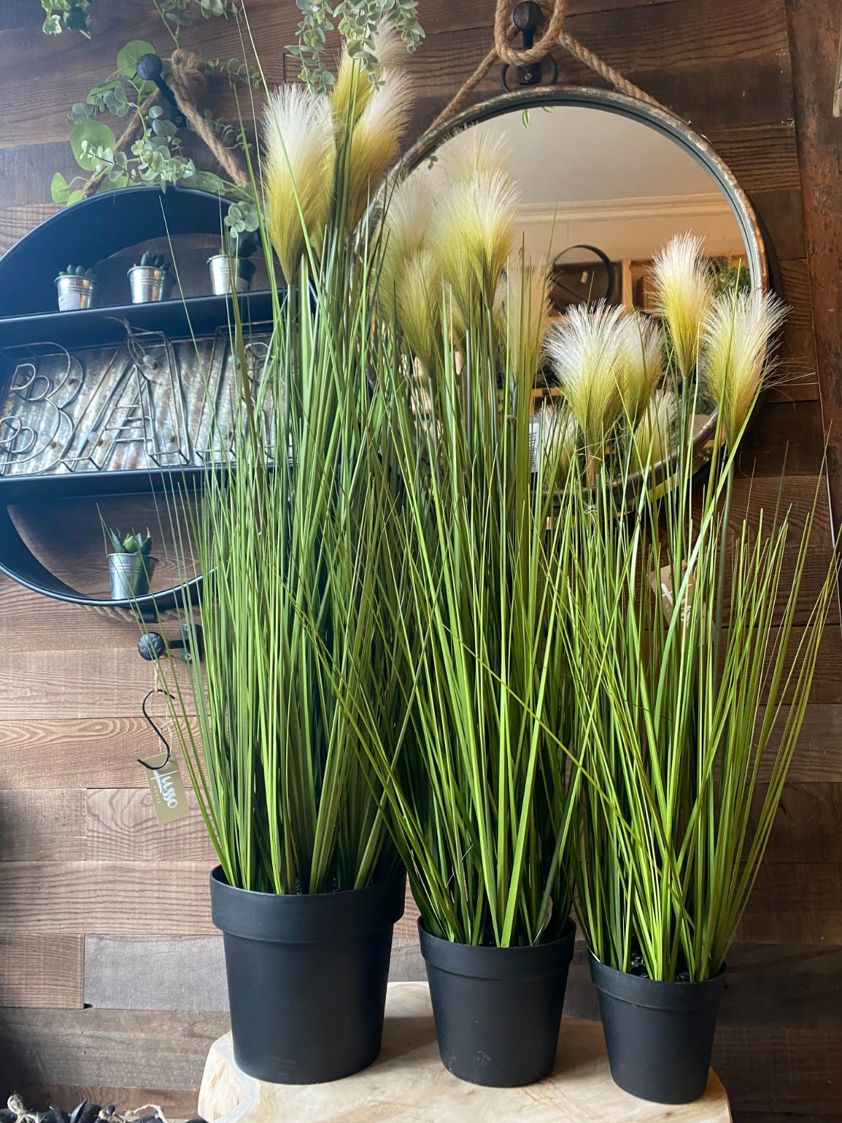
[143, 754, 191, 825]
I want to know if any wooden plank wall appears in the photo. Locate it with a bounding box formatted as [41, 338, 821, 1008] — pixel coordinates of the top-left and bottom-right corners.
[0, 0, 840, 1119]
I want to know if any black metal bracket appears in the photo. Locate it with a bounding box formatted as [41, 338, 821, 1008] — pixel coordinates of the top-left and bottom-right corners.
[501, 1, 559, 90]
[138, 624, 203, 664]
[136, 53, 187, 128]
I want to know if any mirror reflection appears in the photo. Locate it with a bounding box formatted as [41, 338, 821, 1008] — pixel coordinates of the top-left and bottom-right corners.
[410, 103, 751, 315]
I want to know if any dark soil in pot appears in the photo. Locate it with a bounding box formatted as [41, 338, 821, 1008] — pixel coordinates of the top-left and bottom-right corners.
[419, 917, 576, 1087]
[589, 952, 726, 1104]
[211, 866, 405, 1084]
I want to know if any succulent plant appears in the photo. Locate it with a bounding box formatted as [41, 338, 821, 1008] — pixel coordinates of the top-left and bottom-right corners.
[135, 251, 169, 271]
[106, 527, 153, 556]
[57, 264, 96, 280]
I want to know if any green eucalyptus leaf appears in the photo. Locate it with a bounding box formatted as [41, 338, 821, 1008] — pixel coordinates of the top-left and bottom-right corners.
[51, 172, 71, 204]
[70, 120, 117, 171]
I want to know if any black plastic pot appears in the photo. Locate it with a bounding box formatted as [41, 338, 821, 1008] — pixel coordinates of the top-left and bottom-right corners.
[589, 952, 726, 1104]
[419, 917, 576, 1087]
[210, 866, 405, 1084]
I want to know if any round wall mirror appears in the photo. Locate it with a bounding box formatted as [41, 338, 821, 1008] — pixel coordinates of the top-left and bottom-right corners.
[403, 87, 767, 303]
[397, 86, 769, 483]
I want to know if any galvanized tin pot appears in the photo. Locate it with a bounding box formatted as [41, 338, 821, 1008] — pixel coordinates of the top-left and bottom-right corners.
[55, 274, 100, 311]
[208, 254, 256, 295]
[108, 552, 154, 600]
[128, 264, 174, 304]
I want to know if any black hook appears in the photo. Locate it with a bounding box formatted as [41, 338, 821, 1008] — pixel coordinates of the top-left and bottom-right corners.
[501, 1, 558, 89]
[135, 53, 187, 128]
[138, 687, 173, 770]
[137, 624, 203, 664]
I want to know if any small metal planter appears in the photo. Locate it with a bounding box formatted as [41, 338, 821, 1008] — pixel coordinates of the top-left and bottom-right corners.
[128, 264, 174, 304]
[55, 275, 100, 311]
[108, 552, 154, 600]
[208, 254, 256, 296]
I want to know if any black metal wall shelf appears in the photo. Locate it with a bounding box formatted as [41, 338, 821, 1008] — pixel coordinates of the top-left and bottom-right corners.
[0, 184, 263, 613]
[0, 290, 275, 351]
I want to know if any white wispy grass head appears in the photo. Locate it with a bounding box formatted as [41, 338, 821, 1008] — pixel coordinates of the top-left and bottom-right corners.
[346, 67, 413, 230]
[263, 86, 334, 280]
[545, 301, 626, 464]
[652, 234, 713, 375]
[617, 314, 663, 425]
[436, 124, 511, 186]
[396, 249, 442, 374]
[331, 19, 407, 135]
[380, 175, 433, 320]
[703, 289, 787, 444]
[431, 170, 518, 319]
[499, 258, 551, 386]
[531, 401, 578, 479]
[631, 387, 676, 471]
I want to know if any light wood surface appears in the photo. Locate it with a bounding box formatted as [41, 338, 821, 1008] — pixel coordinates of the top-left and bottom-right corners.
[197, 983, 731, 1123]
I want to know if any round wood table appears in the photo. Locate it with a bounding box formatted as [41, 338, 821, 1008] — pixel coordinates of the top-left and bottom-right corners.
[197, 981, 731, 1122]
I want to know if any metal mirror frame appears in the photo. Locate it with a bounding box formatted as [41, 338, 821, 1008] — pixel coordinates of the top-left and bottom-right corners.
[398, 87, 770, 489]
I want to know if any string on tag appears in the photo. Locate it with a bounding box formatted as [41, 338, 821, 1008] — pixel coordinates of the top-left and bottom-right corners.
[138, 687, 173, 770]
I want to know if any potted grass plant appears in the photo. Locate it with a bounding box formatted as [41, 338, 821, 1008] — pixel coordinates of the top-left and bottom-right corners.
[559, 237, 837, 1104]
[337, 136, 589, 1089]
[158, 30, 414, 1086]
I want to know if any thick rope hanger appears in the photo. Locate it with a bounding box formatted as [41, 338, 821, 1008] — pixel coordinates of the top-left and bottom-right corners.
[428, 0, 666, 132]
[81, 48, 249, 199]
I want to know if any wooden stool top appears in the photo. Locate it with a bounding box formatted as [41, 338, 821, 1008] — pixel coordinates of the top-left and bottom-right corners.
[198, 981, 731, 1122]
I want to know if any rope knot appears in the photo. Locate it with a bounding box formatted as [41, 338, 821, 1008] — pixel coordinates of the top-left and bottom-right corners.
[494, 0, 567, 66]
[168, 48, 208, 102]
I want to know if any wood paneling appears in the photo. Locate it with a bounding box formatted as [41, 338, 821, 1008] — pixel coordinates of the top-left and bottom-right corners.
[0, 0, 839, 1119]
[85, 788, 215, 861]
[0, 937, 83, 1009]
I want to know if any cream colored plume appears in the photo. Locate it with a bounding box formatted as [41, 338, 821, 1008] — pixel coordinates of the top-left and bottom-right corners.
[431, 170, 518, 320]
[499, 259, 551, 386]
[263, 86, 334, 280]
[631, 387, 676, 471]
[651, 234, 713, 376]
[617, 314, 663, 425]
[380, 174, 433, 321]
[396, 249, 443, 374]
[435, 123, 511, 186]
[346, 67, 413, 231]
[531, 401, 578, 479]
[332, 20, 407, 136]
[702, 289, 786, 444]
[544, 302, 626, 475]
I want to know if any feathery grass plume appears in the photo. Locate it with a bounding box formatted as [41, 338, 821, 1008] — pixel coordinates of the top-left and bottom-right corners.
[703, 289, 787, 446]
[499, 259, 551, 386]
[379, 174, 433, 322]
[631, 386, 676, 470]
[651, 233, 713, 376]
[617, 313, 663, 426]
[345, 68, 413, 231]
[544, 301, 626, 481]
[396, 249, 442, 373]
[435, 122, 512, 186]
[431, 170, 518, 322]
[263, 85, 334, 280]
[331, 19, 406, 136]
[531, 400, 578, 477]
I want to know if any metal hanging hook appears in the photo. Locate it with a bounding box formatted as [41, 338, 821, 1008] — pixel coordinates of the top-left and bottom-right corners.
[138, 686, 173, 770]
